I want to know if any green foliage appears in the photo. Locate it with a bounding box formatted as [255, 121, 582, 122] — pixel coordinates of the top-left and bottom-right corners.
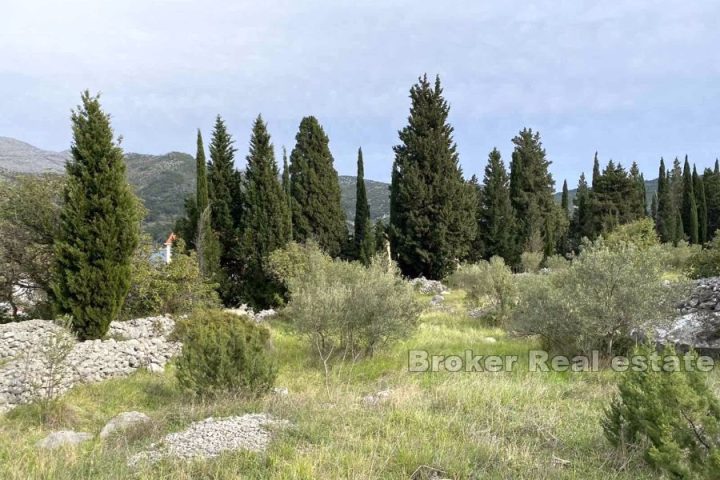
[657, 158, 677, 243]
[508, 128, 556, 259]
[272, 243, 421, 359]
[688, 230, 720, 278]
[571, 172, 593, 246]
[447, 257, 516, 325]
[590, 159, 645, 237]
[121, 238, 219, 319]
[174, 309, 277, 396]
[236, 116, 291, 308]
[512, 241, 682, 356]
[52, 92, 142, 340]
[390, 74, 476, 279]
[353, 148, 373, 265]
[694, 165, 708, 244]
[0, 174, 63, 319]
[289, 116, 347, 257]
[544, 254, 570, 271]
[682, 157, 699, 244]
[520, 251, 543, 273]
[605, 218, 659, 250]
[603, 345, 720, 479]
[478, 148, 516, 262]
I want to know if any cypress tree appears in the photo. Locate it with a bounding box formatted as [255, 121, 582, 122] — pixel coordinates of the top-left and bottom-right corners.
[52, 91, 141, 340]
[704, 167, 720, 239]
[571, 173, 592, 245]
[238, 115, 291, 307]
[650, 193, 658, 222]
[629, 162, 646, 217]
[194, 130, 220, 278]
[656, 158, 675, 243]
[281, 146, 293, 240]
[196, 130, 209, 214]
[353, 148, 373, 264]
[479, 148, 516, 261]
[508, 128, 555, 256]
[561, 180, 569, 214]
[289, 116, 347, 256]
[681, 157, 699, 244]
[592, 152, 600, 189]
[207, 115, 242, 304]
[694, 165, 708, 243]
[390, 74, 476, 278]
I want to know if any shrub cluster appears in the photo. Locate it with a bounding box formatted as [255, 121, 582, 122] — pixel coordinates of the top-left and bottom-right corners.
[447, 257, 516, 325]
[687, 230, 720, 279]
[270, 242, 421, 359]
[603, 345, 720, 479]
[173, 309, 276, 396]
[512, 241, 684, 356]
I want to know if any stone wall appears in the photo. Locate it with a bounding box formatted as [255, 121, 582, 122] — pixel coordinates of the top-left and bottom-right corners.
[0, 316, 180, 413]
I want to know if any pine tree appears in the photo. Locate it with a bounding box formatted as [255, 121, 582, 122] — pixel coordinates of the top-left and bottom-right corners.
[681, 157, 699, 244]
[694, 165, 709, 244]
[353, 148, 373, 264]
[571, 173, 593, 245]
[281, 146, 293, 240]
[289, 116, 347, 257]
[390, 75, 476, 278]
[656, 158, 676, 243]
[591, 160, 641, 235]
[561, 180, 569, 214]
[629, 162, 646, 217]
[508, 128, 555, 257]
[237, 115, 291, 307]
[479, 148, 516, 261]
[52, 91, 141, 340]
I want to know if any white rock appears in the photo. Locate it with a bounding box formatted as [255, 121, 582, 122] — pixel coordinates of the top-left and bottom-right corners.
[100, 411, 151, 438]
[36, 431, 93, 449]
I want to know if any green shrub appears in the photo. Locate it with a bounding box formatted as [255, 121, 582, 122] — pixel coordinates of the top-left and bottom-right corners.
[520, 251, 543, 273]
[121, 237, 219, 320]
[272, 243, 421, 359]
[687, 230, 720, 279]
[605, 218, 659, 250]
[512, 241, 684, 356]
[448, 257, 516, 325]
[173, 309, 276, 396]
[543, 254, 570, 272]
[603, 344, 720, 479]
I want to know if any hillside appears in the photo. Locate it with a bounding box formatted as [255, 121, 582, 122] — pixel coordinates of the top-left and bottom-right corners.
[0, 138, 392, 240]
[555, 177, 659, 208]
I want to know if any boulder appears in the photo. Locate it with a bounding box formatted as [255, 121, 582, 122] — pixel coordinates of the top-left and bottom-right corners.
[36, 430, 93, 449]
[100, 411, 151, 439]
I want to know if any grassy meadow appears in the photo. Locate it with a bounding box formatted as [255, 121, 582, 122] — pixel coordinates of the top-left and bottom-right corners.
[0, 290, 680, 479]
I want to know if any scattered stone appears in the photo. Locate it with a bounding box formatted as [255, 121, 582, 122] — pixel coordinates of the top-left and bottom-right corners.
[483, 337, 498, 344]
[100, 411, 151, 439]
[467, 308, 487, 319]
[363, 389, 391, 406]
[409, 277, 449, 295]
[36, 430, 93, 449]
[147, 363, 165, 374]
[254, 309, 277, 322]
[128, 414, 288, 466]
[430, 295, 444, 307]
[272, 386, 289, 396]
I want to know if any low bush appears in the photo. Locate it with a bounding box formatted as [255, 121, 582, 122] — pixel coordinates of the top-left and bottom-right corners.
[520, 251, 543, 273]
[687, 230, 720, 279]
[121, 237, 219, 320]
[173, 309, 276, 396]
[603, 344, 720, 479]
[604, 218, 659, 250]
[543, 254, 570, 271]
[271, 243, 421, 360]
[447, 257, 516, 325]
[512, 241, 684, 356]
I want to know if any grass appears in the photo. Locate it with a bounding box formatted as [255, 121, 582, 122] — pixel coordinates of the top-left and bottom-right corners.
[0, 292, 676, 479]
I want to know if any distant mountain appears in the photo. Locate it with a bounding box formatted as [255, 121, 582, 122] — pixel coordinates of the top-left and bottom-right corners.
[554, 178, 659, 209]
[0, 138, 392, 240]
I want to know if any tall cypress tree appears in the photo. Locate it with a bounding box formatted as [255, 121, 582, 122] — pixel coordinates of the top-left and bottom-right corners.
[656, 158, 675, 243]
[353, 147, 373, 264]
[592, 152, 600, 189]
[629, 162, 646, 217]
[571, 172, 593, 245]
[479, 148, 515, 261]
[561, 180, 569, 214]
[207, 115, 243, 304]
[704, 167, 720, 239]
[390, 74, 476, 278]
[289, 116, 347, 256]
[238, 115, 291, 307]
[193, 130, 220, 277]
[196, 130, 209, 214]
[508, 128, 555, 256]
[681, 157, 699, 244]
[650, 193, 658, 222]
[52, 91, 141, 340]
[694, 165, 708, 244]
[281, 146, 293, 240]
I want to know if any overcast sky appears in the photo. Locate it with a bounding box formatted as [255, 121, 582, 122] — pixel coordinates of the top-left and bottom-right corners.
[2, 0, 720, 186]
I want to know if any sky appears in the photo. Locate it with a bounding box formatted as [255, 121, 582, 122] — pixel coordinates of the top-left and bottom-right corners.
[2, 0, 720, 187]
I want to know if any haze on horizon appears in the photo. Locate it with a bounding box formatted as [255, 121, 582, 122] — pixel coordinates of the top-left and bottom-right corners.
[2, 0, 720, 185]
